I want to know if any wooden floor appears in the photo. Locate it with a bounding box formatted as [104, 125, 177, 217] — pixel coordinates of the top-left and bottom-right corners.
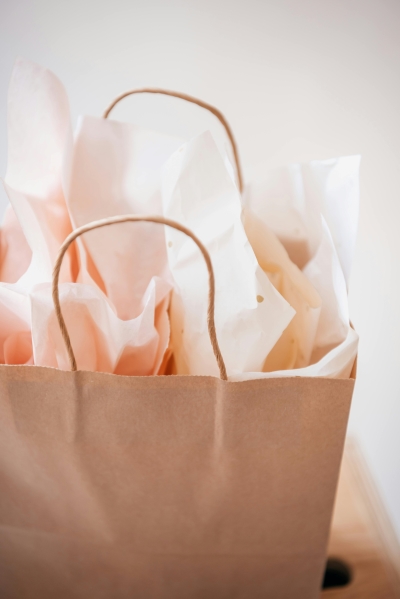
[321, 440, 400, 598]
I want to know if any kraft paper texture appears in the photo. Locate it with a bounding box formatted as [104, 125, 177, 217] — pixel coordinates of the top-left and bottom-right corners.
[0, 364, 355, 598]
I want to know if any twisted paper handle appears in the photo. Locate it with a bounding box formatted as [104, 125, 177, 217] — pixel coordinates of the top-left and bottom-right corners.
[103, 87, 243, 193]
[52, 215, 228, 380]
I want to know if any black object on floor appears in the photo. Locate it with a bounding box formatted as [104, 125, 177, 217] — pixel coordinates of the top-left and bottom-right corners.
[322, 558, 352, 589]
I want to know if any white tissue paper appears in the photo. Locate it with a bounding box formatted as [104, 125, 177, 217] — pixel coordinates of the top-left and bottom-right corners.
[162, 131, 295, 377]
[238, 156, 360, 380]
[160, 133, 359, 379]
[1, 59, 174, 375]
[0, 58, 359, 381]
[0, 58, 73, 365]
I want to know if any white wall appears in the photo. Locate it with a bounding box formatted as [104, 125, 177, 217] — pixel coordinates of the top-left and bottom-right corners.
[1, 0, 400, 541]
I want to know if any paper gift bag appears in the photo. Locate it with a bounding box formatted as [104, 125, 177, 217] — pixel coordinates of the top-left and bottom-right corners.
[0, 215, 355, 599]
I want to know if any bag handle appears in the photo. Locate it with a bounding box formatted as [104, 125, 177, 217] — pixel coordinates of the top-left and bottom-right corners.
[52, 215, 228, 380]
[103, 88, 243, 193]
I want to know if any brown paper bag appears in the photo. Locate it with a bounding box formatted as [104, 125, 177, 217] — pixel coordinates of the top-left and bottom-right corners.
[0, 216, 355, 599]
